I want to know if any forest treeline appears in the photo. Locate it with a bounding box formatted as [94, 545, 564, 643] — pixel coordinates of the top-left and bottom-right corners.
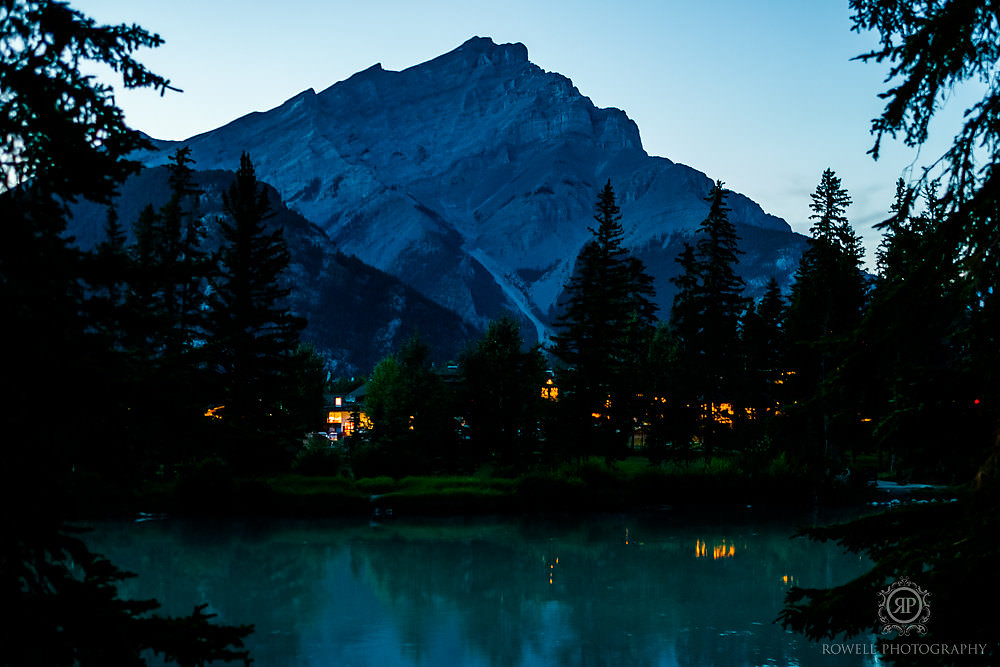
[53, 149, 993, 490]
[334, 169, 993, 489]
[13, 141, 993, 490]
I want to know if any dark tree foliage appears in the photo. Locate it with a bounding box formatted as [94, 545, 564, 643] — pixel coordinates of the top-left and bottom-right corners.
[126, 147, 210, 357]
[778, 482, 1000, 666]
[551, 180, 657, 458]
[79, 152, 214, 472]
[86, 206, 131, 349]
[159, 147, 210, 354]
[459, 314, 546, 470]
[2, 524, 252, 666]
[855, 182, 975, 479]
[783, 3, 1000, 661]
[851, 0, 1000, 193]
[666, 181, 746, 457]
[668, 243, 700, 360]
[740, 277, 786, 415]
[850, 2, 1000, 432]
[643, 244, 706, 460]
[874, 177, 912, 276]
[784, 169, 866, 470]
[644, 320, 704, 466]
[0, 0, 173, 203]
[362, 333, 456, 476]
[692, 181, 746, 399]
[664, 249, 703, 453]
[732, 277, 788, 463]
[0, 2, 251, 663]
[76, 203, 152, 477]
[209, 152, 308, 469]
[99, 148, 219, 468]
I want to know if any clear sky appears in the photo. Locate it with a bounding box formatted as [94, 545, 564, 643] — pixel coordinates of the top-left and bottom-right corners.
[75, 0, 977, 261]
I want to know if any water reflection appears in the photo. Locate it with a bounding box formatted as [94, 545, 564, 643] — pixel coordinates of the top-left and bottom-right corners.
[694, 538, 737, 559]
[84, 511, 874, 666]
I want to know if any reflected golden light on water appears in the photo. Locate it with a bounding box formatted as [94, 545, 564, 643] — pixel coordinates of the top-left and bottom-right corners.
[695, 538, 737, 560]
[545, 555, 559, 585]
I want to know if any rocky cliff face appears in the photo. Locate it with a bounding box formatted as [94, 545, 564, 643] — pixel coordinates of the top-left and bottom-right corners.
[143, 36, 806, 341]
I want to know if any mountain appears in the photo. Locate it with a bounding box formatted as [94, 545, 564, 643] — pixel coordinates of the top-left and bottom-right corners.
[69, 166, 476, 375]
[139, 36, 806, 341]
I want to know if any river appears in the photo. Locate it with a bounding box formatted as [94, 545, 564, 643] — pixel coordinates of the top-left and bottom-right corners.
[83, 508, 876, 666]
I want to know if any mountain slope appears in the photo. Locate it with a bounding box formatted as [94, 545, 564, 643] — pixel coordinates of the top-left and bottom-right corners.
[142, 36, 806, 338]
[69, 166, 476, 374]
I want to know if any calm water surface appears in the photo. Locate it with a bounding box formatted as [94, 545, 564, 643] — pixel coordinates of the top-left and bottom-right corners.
[84, 509, 876, 666]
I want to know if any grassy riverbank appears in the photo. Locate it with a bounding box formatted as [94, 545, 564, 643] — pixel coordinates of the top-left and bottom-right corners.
[66, 456, 895, 519]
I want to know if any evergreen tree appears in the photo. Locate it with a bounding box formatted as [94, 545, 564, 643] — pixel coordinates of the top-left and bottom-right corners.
[551, 181, 657, 458]
[874, 177, 913, 277]
[208, 152, 306, 469]
[784, 169, 866, 471]
[809, 168, 861, 257]
[87, 206, 131, 347]
[693, 181, 746, 400]
[162, 147, 210, 353]
[666, 181, 746, 457]
[854, 183, 969, 478]
[668, 243, 701, 359]
[127, 147, 211, 355]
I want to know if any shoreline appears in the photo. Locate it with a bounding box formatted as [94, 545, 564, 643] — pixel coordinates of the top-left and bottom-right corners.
[67, 465, 957, 522]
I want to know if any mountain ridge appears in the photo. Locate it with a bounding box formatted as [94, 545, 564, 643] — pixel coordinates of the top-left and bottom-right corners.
[139, 36, 805, 339]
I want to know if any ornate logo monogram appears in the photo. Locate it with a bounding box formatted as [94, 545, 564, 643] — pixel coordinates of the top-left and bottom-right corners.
[878, 577, 931, 636]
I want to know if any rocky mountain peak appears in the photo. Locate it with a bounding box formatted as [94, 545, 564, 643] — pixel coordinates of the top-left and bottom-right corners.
[454, 35, 530, 67]
[139, 37, 805, 342]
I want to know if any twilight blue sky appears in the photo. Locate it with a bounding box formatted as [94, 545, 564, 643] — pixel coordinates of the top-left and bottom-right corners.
[75, 0, 978, 261]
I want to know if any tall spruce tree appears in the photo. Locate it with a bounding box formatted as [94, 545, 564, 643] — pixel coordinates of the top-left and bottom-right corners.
[551, 181, 657, 458]
[666, 181, 746, 456]
[784, 169, 866, 470]
[163, 147, 210, 352]
[693, 181, 746, 399]
[209, 152, 307, 469]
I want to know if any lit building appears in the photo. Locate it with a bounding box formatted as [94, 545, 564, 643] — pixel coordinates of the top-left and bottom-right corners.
[324, 385, 370, 441]
[540, 376, 559, 401]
